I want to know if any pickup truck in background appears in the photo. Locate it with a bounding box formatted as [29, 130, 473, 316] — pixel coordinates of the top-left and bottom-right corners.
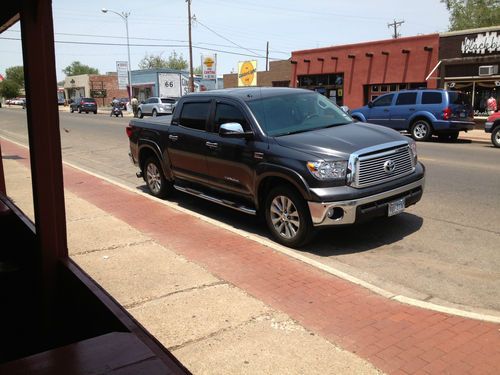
[127, 88, 425, 247]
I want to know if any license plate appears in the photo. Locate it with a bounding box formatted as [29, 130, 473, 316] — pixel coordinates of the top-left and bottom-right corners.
[388, 198, 405, 217]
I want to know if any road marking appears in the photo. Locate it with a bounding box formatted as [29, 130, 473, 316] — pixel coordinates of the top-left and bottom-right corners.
[3, 135, 500, 323]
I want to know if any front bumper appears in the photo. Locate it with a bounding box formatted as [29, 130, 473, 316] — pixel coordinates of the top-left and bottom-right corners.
[308, 177, 424, 226]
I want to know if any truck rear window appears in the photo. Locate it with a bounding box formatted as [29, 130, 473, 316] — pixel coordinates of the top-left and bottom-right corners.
[448, 92, 471, 105]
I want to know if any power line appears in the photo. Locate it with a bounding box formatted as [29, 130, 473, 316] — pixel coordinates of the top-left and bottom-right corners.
[0, 36, 283, 60]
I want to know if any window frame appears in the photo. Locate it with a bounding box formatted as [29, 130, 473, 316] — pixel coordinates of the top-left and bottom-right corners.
[395, 92, 417, 106]
[372, 93, 394, 107]
[178, 100, 212, 132]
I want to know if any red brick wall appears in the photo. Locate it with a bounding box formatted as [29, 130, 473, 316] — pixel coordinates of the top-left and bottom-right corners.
[291, 34, 440, 108]
[89, 74, 128, 107]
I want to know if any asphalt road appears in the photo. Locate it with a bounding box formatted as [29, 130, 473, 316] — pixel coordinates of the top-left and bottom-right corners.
[1, 107, 499, 313]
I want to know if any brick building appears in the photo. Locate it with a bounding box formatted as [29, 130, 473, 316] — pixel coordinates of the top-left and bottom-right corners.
[64, 73, 128, 107]
[291, 34, 440, 109]
[223, 59, 292, 88]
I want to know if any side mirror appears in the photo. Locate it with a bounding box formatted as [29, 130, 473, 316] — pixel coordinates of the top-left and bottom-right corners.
[367, 101, 373, 108]
[219, 123, 253, 139]
[340, 105, 350, 114]
[141, 101, 145, 104]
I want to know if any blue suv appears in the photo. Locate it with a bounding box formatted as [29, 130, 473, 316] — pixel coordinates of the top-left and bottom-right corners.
[351, 89, 474, 141]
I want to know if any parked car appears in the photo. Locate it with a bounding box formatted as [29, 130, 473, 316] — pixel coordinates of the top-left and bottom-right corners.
[485, 111, 500, 148]
[137, 97, 177, 118]
[127, 87, 424, 247]
[69, 97, 97, 114]
[351, 89, 474, 142]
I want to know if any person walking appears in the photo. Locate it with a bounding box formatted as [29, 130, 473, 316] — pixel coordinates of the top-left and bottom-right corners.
[131, 96, 139, 118]
[486, 95, 497, 115]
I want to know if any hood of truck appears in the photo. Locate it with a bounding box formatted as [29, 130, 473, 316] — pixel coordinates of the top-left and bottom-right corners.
[273, 122, 409, 159]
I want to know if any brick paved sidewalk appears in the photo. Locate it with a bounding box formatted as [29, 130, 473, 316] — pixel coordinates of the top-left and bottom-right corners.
[3, 140, 500, 374]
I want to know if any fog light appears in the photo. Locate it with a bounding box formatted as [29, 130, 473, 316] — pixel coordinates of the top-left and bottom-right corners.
[327, 207, 344, 220]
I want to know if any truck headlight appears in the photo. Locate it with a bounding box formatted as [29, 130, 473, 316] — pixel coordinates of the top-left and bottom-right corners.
[306, 160, 347, 180]
[409, 142, 418, 164]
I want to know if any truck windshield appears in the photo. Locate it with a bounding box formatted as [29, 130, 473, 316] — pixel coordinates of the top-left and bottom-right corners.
[247, 92, 353, 136]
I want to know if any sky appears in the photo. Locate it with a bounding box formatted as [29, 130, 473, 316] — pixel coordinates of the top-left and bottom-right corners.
[0, 0, 452, 82]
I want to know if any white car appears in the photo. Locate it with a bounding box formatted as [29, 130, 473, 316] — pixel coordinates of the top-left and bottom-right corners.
[137, 97, 177, 118]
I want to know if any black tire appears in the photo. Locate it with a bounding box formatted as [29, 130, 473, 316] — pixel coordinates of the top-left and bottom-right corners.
[93, 111, 97, 114]
[70, 107, 74, 113]
[492, 126, 500, 148]
[437, 131, 459, 142]
[264, 186, 315, 248]
[152, 109, 157, 117]
[138, 109, 143, 119]
[410, 119, 432, 141]
[143, 157, 172, 198]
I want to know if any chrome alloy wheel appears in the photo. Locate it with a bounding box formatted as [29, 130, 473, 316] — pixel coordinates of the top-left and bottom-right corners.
[146, 162, 162, 194]
[494, 130, 500, 146]
[270, 195, 300, 239]
[413, 122, 428, 139]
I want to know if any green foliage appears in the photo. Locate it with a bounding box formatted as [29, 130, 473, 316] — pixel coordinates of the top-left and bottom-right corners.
[441, 0, 500, 31]
[138, 51, 188, 70]
[0, 79, 21, 99]
[193, 66, 203, 75]
[63, 61, 99, 76]
[5, 66, 24, 87]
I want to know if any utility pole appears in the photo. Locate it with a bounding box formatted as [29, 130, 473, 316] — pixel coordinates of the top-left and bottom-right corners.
[266, 41, 269, 71]
[388, 19, 405, 39]
[187, 0, 194, 92]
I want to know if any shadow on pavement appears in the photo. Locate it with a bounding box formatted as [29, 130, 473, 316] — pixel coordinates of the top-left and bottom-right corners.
[136, 182, 424, 256]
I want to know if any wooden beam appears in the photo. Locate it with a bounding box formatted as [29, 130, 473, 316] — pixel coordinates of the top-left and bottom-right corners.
[20, 0, 68, 263]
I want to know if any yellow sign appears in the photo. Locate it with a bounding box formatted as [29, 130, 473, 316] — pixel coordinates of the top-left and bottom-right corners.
[238, 60, 257, 87]
[203, 56, 215, 68]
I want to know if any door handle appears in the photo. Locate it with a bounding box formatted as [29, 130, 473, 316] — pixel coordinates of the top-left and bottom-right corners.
[169, 135, 178, 141]
[205, 141, 218, 149]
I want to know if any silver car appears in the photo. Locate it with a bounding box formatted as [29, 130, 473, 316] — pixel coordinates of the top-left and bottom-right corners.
[137, 97, 177, 118]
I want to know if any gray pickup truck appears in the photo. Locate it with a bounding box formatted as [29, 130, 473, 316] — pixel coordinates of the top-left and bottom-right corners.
[127, 87, 425, 247]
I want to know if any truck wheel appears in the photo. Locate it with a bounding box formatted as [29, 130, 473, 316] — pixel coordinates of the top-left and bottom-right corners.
[152, 109, 157, 117]
[492, 127, 500, 148]
[411, 120, 432, 141]
[144, 157, 172, 198]
[264, 186, 315, 248]
[138, 109, 143, 119]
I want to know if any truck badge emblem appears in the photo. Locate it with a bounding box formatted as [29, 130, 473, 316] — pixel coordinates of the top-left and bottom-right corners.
[383, 160, 396, 173]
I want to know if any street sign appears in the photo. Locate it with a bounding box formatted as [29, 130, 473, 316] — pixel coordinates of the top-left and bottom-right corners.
[116, 61, 129, 90]
[202, 54, 217, 80]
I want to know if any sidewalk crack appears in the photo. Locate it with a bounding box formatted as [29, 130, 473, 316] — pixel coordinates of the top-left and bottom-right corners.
[124, 281, 228, 309]
[70, 239, 155, 256]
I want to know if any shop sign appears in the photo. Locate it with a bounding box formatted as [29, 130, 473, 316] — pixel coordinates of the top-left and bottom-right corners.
[158, 73, 182, 97]
[238, 60, 257, 87]
[90, 89, 106, 98]
[461, 31, 500, 55]
[201, 54, 217, 80]
[116, 61, 129, 89]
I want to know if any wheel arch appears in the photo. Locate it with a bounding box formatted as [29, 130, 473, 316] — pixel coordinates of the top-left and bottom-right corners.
[138, 141, 172, 180]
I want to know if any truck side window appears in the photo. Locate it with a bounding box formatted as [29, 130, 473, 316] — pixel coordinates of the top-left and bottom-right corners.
[179, 102, 210, 131]
[214, 103, 248, 132]
[372, 94, 394, 107]
[396, 92, 417, 105]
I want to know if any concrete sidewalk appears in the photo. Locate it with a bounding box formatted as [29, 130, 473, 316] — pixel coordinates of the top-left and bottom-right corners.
[2, 139, 500, 374]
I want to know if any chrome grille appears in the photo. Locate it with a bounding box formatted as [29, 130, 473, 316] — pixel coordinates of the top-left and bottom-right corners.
[354, 145, 415, 188]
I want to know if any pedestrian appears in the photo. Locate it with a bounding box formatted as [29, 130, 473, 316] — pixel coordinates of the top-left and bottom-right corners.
[486, 95, 497, 115]
[131, 96, 139, 118]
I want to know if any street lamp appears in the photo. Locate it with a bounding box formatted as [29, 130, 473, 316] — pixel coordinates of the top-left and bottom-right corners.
[101, 8, 133, 103]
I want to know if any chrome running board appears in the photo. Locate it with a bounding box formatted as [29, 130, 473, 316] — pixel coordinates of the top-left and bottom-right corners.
[173, 185, 256, 215]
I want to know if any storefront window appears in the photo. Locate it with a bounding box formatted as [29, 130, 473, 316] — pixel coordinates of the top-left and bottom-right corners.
[447, 81, 499, 117]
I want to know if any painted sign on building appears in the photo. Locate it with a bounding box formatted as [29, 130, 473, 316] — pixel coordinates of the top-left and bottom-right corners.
[238, 60, 257, 87]
[202, 54, 217, 80]
[461, 31, 500, 55]
[158, 73, 190, 97]
[116, 61, 129, 89]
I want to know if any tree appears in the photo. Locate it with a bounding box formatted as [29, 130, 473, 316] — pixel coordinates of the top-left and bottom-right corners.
[5, 66, 24, 87]
[138, 51, 188, 70]
[193, 66, 203, 75]
[0, 79, 21, 99]
[441, 0, 500, 31]
[63, 61, 99, 76]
